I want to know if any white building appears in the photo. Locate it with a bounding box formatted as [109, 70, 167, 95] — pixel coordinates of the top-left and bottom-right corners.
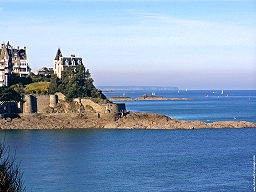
[0, 41, 31, 86]
[54, 48, 83, 79]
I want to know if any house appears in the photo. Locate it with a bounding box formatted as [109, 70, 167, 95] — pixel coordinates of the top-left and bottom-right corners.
[0, 41, 31, 86]
[0, 42, 12, 86]
[53, 48, 83, 79]
[33, 67, 53, 77]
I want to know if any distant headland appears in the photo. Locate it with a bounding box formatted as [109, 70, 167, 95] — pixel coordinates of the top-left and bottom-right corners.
[98, 86, 179, 91]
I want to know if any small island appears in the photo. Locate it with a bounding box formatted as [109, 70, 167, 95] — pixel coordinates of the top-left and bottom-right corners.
[135, 94, 192, 101]
[108, 96, 133, 101]
[108, 94, 192, 101]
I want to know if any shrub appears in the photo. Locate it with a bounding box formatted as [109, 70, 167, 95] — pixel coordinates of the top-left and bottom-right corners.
[25, 82, 50, 95]
[0, 87, 21, 101]
[0, 140, 25, 191]
[8, 74, 32, 86]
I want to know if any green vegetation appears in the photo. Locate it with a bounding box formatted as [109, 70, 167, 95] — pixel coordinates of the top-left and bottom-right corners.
[24, 82, 50, 94]
[8, 74, 32, 87]
[48, 74, 59, 95]
[0, 86, 21, 101]
[0, 140, 25, 191]
[0, 65, 107, 102]
[51, 65, 107, 101]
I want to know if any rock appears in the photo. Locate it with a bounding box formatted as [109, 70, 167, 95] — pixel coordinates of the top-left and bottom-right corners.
[135, 94, 192, 101]
[0, 112, 255, 129]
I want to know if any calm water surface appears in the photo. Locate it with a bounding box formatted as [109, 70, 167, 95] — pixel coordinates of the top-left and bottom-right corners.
[105, 90, 256, 122]
[1, 129, 256, 191]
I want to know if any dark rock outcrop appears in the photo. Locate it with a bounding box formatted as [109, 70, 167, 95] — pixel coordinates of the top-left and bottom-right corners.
[135, 94, 192, 101]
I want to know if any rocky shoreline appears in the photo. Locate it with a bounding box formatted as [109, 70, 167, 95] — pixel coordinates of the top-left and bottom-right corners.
[0, 112, 255, 130]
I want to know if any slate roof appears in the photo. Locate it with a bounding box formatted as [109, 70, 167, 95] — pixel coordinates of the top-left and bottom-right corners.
[62, 57, 83, 66]
[12, 49, 26, 59]
[55, 48, 62, 60]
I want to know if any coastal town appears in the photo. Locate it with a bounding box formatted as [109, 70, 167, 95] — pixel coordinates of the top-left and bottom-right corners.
[0, 41, 84, 87]
[0, 41, 256, 129]
[0, 41, 127, 118]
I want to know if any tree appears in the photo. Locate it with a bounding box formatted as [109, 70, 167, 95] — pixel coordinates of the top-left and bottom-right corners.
[8, 74, 32, 87]
[0, 140, 25, 192]
[48, 74, 60, 94]
[0, 87, 21, 101]
[57, 65, 107, 101]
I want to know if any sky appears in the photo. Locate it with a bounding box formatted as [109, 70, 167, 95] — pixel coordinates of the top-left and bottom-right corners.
[0, 0, 256, 90]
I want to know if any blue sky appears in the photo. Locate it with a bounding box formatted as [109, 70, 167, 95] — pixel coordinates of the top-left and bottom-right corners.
[1, 0, 255, 89]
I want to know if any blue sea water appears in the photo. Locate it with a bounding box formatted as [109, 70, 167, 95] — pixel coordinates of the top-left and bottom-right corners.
[1, 129, 256, 191]
[1, 90, 256, 191]
[105, 90, 256, 123]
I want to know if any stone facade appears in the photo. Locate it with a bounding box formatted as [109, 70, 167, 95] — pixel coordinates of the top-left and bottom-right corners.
[53, 48, 83, 79]
[0, 41, 31, 86]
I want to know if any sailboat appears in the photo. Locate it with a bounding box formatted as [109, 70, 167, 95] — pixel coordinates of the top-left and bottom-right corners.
[221, 90, 224, 94]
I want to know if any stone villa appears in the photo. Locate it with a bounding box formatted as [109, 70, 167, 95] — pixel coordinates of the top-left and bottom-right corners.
[0, 41, 31, 86]
[53, 48, 83, 79]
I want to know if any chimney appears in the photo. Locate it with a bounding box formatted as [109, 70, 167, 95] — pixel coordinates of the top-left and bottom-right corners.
[17, 46, 20, 50]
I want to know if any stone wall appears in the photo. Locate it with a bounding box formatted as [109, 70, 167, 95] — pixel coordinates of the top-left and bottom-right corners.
[1, 92, 125, 116]
[55, 92, 65, 100]
[34, 95, 50, 113]
[0, 101, 20, 113]
[74, 98, 126, 114]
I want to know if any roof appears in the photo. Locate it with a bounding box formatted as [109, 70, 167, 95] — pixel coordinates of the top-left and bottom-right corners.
[62, 57, 83, 66]
[12, 48, 26, 59]
[54, 48, 62, 60]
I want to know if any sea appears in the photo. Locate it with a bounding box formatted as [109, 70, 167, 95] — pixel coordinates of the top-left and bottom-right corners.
[103, 89, 256, 123]
[1, 89, 256, 191]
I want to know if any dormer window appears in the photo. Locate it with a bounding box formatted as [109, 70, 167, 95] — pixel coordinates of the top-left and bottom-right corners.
[72, 59, 76, 66]
[65, 59, 69, 66]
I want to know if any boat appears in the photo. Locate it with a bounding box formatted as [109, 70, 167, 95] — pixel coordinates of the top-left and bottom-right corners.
[221, 90, 224, 94]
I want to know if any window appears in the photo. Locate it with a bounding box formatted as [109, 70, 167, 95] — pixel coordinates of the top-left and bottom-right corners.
[65, 59, 69, 65]
[72, 59, 76, 66]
